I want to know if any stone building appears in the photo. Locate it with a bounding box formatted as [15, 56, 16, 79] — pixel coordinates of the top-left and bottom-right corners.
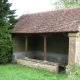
[10, 8, 80, 72]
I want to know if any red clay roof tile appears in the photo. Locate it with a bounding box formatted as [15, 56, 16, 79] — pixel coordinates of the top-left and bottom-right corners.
[10, 8, 80, 33]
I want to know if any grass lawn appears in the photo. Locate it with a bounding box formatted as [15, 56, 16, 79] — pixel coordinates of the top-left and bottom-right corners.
[0, 64, 67, 80]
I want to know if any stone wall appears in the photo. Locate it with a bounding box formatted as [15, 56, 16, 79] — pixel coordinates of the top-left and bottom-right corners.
[17, 58, 59, 73]
[12, 52, 25, 63]
[68, 33, 79, 64]
[47, 34, 68, 55]
[13, 34, 25, 53]
[76, 34, 80, 64]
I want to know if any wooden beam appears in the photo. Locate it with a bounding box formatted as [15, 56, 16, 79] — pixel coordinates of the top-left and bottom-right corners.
[25, 37, 28, 57]
[44, 36, 47, 61]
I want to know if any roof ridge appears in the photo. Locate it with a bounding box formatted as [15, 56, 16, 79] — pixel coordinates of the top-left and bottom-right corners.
[21, 7, 80, 17]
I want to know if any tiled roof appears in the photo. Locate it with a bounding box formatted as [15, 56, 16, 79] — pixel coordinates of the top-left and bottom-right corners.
[10, 8, 80, 33]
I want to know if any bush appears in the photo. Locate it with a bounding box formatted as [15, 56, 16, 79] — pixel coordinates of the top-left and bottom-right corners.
[0, 0, 17, 64]
[0, 26, 12, 64]
[66, 63, 80, 80]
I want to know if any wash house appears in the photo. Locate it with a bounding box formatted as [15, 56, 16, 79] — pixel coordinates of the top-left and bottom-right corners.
[11, 8, 80, 68]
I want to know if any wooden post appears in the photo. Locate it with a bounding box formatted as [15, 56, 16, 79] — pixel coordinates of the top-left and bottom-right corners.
[25, 37, 28, 57]
[44, 36, 47, 61]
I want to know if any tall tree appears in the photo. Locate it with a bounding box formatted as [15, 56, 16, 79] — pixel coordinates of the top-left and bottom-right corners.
[0, 0, 17, 63]
[52, 0, 80, 9]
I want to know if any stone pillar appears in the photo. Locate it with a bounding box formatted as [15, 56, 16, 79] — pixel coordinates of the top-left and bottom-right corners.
[68, 33, 79, 64]
[25, 37, 28, 57]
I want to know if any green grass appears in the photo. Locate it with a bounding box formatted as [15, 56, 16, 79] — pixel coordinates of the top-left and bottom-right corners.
[0, 64, 67, 80]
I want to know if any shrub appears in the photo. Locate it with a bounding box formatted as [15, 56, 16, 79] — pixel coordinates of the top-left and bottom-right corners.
[0, 0, 17, 64]
[66, 63, 80, 80]
[0, 26, 12, 64]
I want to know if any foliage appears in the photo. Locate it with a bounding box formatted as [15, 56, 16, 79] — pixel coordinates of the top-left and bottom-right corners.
[0, 64, 67, 80]
[0, 25, 12, 63]
[66, 63, 80, 80]
[0, 0, 17, 64]
[52, 0, 80, 9]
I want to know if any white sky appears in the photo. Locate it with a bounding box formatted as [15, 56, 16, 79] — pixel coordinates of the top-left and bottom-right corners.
[8, 0, 57, 17]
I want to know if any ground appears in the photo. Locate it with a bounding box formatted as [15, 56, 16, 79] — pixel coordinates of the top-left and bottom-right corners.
[0, 64, 67, 80]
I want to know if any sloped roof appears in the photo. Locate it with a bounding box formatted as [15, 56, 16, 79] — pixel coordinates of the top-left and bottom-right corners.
[10, 8, 80, 33]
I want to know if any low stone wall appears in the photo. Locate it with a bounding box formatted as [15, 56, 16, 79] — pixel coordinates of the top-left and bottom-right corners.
[17, 57, 59, 73]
